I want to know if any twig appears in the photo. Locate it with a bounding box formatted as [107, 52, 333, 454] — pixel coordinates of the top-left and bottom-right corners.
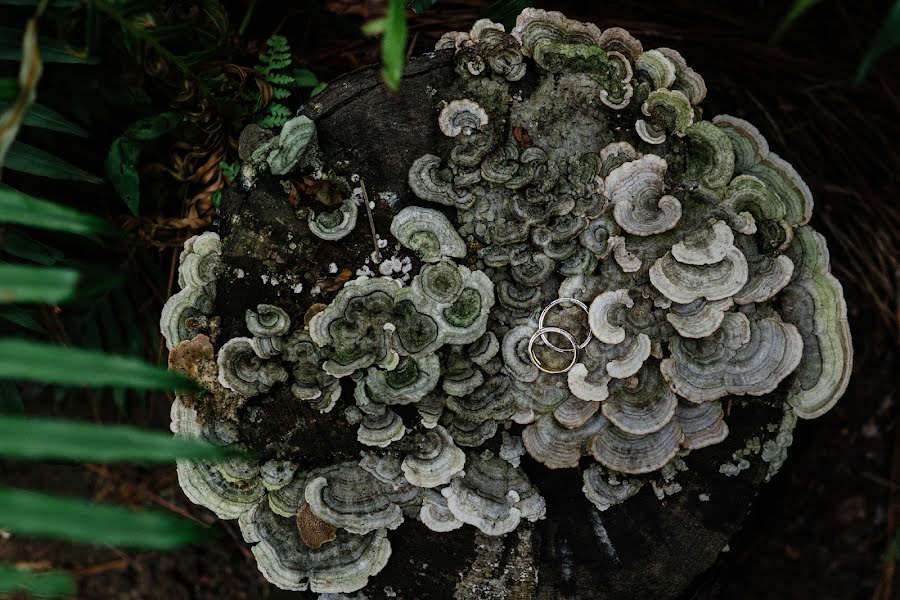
[359, 178, 381, 263]
[69, 558, 130, 577]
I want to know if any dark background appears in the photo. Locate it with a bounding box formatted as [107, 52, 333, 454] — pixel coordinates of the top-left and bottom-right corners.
[1, 1, 897, 598]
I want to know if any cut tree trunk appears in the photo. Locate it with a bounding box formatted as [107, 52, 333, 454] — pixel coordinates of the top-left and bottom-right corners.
[217, 51, 783, 600]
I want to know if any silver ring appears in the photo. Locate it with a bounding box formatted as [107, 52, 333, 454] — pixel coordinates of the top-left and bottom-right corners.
[538, 297, 592, 351]
[528, 326, 578, 374]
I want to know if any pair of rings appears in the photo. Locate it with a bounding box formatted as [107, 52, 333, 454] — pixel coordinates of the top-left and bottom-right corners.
[527, 297, 592, 374]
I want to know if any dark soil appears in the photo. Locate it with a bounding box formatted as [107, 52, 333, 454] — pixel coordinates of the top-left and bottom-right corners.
[2, 1, 898, 599]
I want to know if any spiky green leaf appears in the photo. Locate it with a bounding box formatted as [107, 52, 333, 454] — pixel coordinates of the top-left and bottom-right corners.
[0, 338, 199, 391]
[0, 26, 96, 63]
[0, 264, 80, 303]
[9, 102, 88, 136]
[0, 416, 240, 462]
[5, 141, 102, 183]
[0, 564, 74, 598]
[858, 0, 900, 81]
[380, 0, 407, 91]
[0, 187, 114, 236]
[773, 0, 821, 41]
[0, 486, 210, 549]
[0, 305, 44, 333]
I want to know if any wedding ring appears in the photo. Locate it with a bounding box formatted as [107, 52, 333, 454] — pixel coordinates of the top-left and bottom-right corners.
[538, 297, 592, 352]
[528, 326, 578, 374]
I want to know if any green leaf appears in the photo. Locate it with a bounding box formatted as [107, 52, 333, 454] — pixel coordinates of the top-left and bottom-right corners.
[0, 187, 114, 236]
[0, 305, 45, 333]
[858, 0, 900, 81]
[0, 339, 199, 391]
[311, 82, 327, 97]
[5, 102, 89, 136]
[258, 103, 291, 128]
[121, 112, 183, 142]
[0, 564, 74, 598]
[106, 112, 182, 215]
[294, 68, 320, 87]
[0, 416, 240, 462]
[0, 486, 211, 549]
[381, 0, 407, 91]
[361, 17, 387, 36]
[773, 0, 821, 41]
[409, 0, 439, 13]
[267, 73, 294, 86]
[220, 159, 239, 181]
[0, 381, 24, 414]
[2, 230, 64, 265]
[265, 58, 291, 71]
[0, 264, 80, 303]
[5, 141, 102, 183]
[0, 26, 96, 64]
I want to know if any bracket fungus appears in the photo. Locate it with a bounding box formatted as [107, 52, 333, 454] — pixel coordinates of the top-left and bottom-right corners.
[163, 8, 852, 595]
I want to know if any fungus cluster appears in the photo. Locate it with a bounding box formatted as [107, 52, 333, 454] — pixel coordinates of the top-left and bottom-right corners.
[162, 9, 852, 594]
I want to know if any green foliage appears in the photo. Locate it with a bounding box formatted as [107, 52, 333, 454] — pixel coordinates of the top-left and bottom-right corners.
[212, 158, 240, 208]
[0, 416, 241, 462]
[858, 0, 900, 81]
[5, 140, 102, 182]
[0, 264, 81, 304]
[773, 0, 899, 80]
[3, 230, 63, 264]
[0, 338, 199, 391]
[1, 102, 89, 136]
[773, 0, 821, 41]
[220, 158, 240, 181]
[0, 8, 256, 588]
[0, 187, 114, 236]
[364, 0, 407, 92]
[0, 486, 212, 549]
[295, 68, 327, 96]
[0, 25, 96, 63]
[255, 35, 296, 128]
[105, 112, 183, 215]
[0, 305, 44, 334]
[0, 564, 74, 599]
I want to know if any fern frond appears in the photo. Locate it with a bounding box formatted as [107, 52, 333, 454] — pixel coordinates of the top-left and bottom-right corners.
[258, 102, 292, 128]
[267, 73, 294, 86]
[265, 57, 292, 71]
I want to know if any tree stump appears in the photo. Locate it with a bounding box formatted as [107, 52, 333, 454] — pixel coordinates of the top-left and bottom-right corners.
[163, 11, 850, 600]
[211, 51, 785, 600]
